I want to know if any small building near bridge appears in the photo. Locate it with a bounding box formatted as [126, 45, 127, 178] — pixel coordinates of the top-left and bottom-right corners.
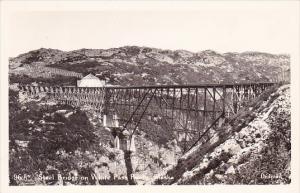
[77, 73, 106, 87]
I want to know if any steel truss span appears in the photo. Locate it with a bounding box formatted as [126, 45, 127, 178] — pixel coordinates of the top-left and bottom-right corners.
[18, 82, 275, 151]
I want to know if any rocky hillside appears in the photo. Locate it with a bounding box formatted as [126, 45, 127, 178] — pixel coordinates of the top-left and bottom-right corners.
[9, 89, 181, 185]
[9, 46, 290, 85]
[153, 84, 290, 185]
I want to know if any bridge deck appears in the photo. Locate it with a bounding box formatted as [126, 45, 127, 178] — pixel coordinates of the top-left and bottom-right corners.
[101, 82, 275, 89]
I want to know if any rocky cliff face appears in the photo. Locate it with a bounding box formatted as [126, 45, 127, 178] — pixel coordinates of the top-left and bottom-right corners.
[9, 46, 290, 85]
[153, 84, 290, 185]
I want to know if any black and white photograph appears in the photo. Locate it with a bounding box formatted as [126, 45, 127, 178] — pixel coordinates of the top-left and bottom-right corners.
[0, 0, 299, 192]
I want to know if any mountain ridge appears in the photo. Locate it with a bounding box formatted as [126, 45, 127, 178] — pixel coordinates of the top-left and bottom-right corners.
[9, 46, 290, 86]
[11, 46, 290, 58]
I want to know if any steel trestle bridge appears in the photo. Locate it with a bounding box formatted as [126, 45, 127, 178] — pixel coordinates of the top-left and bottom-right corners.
[18, 82, 276, 151]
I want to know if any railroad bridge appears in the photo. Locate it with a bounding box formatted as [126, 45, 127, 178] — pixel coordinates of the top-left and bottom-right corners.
[18, 82, 276, 152]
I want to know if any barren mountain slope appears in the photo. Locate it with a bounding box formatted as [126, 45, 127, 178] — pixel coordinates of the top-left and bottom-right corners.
[9, 46, 290, 85]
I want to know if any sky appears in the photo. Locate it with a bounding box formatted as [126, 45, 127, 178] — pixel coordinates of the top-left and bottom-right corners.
[2, 1, 299, 57]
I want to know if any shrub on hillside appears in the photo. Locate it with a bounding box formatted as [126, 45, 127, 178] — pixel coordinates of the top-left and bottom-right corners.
[9, 90, 101, 185]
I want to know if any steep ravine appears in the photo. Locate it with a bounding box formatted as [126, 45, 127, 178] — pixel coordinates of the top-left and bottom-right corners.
[9, 83, 290, 185]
